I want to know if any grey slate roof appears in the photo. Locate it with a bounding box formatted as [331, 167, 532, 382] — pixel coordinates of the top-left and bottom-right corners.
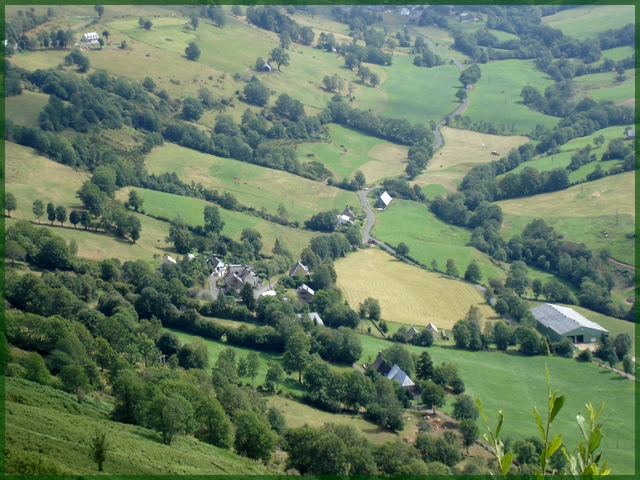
[386, 364, 415, 387]
[531, 303, 608, 335]
[370, 353, 391, 376]
[406, 325, 419, 340]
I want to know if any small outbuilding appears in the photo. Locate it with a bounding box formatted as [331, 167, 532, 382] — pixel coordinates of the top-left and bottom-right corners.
[159, 254, 177, 269]
[296, 284, 315, 303]
[406, 325, 419, 340]
[375, 191, 393, 209]
[531, 303, 608, 344]
[289, 261, 310, 277]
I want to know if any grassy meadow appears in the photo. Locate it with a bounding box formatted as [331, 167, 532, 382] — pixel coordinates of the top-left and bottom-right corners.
[356, 334, 636, 475]
[5, 377, 269, 475]
[335, 248, 499, 330]
[498, 172, 635, 265]
[381, 55, 461, 126]
[413, 126, 529, 192]
[4, 90, 50, 128]
[297, 124, 408, 182]
[370, 198, 506, 280]
[266, 395, 423, 445]
[464, 60, 559, 134]
[560, 125, 627, 151]
[541, 5, 635, 41]
[573, 69, 635, 106]
[115, 187, 317, 259]
[144, 143, 358, 224]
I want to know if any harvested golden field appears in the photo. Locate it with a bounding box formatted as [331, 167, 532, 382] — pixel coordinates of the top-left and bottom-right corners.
[414, 127, 529, 192]
[335, 248, 499, 329]
[359, 143, 409, 181]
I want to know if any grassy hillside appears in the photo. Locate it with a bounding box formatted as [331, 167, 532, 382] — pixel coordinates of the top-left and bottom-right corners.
[497, 172, 635, 265]
[335, 248, 500, 330]
[541, 5, 635, 41]
[144, 143, 358, 224]
[464, 60, 559, 134]
[356, 335, 636, 475]
[560, 126, 628, 151]
[115, 187, 317, 259]
[4, 90, 50, 128]
[370, 198, 506, 280]
[297, 124, 408, 182]
[574, 69, 635, 106]
[413, 127, 529, 192]
[381, 55, 461, 126]
[5, 377, 270, 475]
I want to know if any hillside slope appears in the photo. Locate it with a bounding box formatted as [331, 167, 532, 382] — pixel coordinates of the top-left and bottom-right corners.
[5, 378, 270, 475]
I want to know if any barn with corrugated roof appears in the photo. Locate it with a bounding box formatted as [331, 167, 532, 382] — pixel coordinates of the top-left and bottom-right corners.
[531, 303, 608, 343]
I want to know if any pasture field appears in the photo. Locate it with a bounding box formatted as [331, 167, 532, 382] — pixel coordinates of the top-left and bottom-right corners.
[381, 55, 461, 126]
[335, 248, 500, 329]
[568, 159, 624, 183]
[420, 183, 448, 199]
[4, 90, 50, 128]
[498, 173, 635, 265]
[464, 60, 559, 134]
[597, 45, 635, 63]
[499, 151, 572, 178]
[115, 187, 317, 258]
[297, 124, 408, 182]
[414, 127, 529, 192]
[573, 69, 635, 105]
[5, 378, 269, 475]
[356, 334, 635, 475]
[560, 125, 627, 152]
[266, 395, 423, 445]
[5, 141, 89, 213]
[497, 171, 635, 218]
[370, 199, 506, 280]
[117, 11, 388, 115]
[144, 143, 358, 224]
[541, 5, 635, 41]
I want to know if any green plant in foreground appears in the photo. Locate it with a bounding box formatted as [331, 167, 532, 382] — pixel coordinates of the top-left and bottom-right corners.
[476, 365, 610, 477]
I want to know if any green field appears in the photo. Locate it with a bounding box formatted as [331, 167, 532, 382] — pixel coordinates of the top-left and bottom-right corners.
[498, 172, 635, 265]
[568, 159, 624, 183]
[464, 60, 559, 134]
[370, 198, 506, 280]
[356, 335, 636, 475]
[335, 248, 500, 330]
[381, 54, 461, 126]
[116, 187, 317, 259]
[4, 90, 50, 128]
[297, 124, 408, 182]
[5, 377, 269, 475]
[542, 5, 635, 41]
[597, 45, 635, 63]
[574, 69, 635, 105]
[144, 143, 358, 224]
[560, 126, 627, 152]
[266, 394, 422, 445]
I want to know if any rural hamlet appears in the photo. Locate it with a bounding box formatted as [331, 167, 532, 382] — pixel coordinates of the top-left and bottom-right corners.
[2, 3, 635, 476]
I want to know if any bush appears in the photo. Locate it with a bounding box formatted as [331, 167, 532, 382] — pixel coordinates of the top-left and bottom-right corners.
[576, 349, 592, 362]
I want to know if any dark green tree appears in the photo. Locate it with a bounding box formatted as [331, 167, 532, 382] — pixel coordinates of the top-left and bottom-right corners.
[264, 360, 285, 392]
[240, 282, 256, 311]
[195, 396, 233, 449]
[415, 351, 434, 381]
[146, 393, 194, 444]
[94, 5, 104, 19]
[233, 410, 277, 462]
[90, 430, 108, 472]
[283, 330, 311, 382]
[464, 261, 482, 283]
[446, 258, 459, 277]
[185, 42, 201, 61]
[32, 199, 45, 223]
[182, 96, 204, 121]
[69, 210, 81, 228]
[452, 394, 479, 421]
[613, 333, 632, 360]
[5, 192, 17, 217]
[396, 242, 410, 257]
[420, 380, 446, 413]
[268, 47, 290, 71]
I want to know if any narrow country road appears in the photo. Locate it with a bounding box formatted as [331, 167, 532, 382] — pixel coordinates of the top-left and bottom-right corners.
[409, 26, 470, 150]
[357, 28, 473, 261]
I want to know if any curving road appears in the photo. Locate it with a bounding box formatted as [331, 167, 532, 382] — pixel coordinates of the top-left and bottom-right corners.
[409, 26, 470, 150]
[358, 28, 473, 254]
